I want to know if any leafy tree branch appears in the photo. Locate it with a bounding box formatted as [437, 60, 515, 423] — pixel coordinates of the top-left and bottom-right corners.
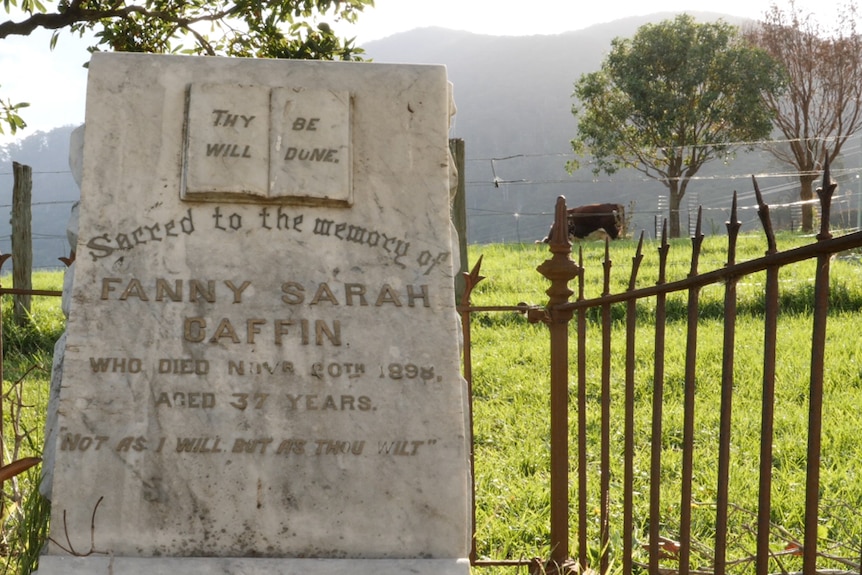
[0, 0, 373, 134]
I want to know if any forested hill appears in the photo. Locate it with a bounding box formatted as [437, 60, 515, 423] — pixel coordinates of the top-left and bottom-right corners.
[2, 11, 816, 269]
[360, 12, 797, 245]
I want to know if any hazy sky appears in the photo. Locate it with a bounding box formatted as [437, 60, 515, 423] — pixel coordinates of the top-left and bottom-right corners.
[0, 0, 841, 146]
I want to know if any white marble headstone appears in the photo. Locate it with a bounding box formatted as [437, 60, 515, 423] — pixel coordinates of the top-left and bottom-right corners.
[37, 52, 470, 575]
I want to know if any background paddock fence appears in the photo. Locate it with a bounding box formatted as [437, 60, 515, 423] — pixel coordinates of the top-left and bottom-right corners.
[470, 192, 852, 245]
[459, 166, 862, 575]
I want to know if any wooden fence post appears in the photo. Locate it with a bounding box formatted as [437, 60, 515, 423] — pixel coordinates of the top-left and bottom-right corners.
[449, 139, 468, 303]
[11, 161, 32, 326]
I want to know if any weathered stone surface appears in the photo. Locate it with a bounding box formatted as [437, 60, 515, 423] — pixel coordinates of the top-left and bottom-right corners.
[40, 129, 83, 499]
[37, 53, 468, 574]
[36, 556, 471, 574]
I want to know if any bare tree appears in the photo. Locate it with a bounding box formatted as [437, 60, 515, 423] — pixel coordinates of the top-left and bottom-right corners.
[745, 0, 862, 232]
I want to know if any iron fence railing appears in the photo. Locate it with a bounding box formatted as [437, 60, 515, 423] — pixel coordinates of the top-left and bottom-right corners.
[460, 164, 862, 575]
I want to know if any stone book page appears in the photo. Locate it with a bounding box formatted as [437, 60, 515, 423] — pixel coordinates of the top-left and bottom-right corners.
[38, 53, 469, 574]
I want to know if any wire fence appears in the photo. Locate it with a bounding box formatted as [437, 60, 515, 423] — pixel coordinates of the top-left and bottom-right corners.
[0, 198, 77, 272]
[463, 146, 862, 245]
[5, 141, 862, 266]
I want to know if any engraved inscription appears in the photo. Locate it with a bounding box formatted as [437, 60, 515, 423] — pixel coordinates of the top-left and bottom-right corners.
[82, 206, 428, 270]
[183, 84, 269, 198]
[155, 392, 216, 408]
[59, 432, 438, 458]
[94, 277, 434, 349]
[181, 83, 352, 206]
[84, 208, 195, 261]
[74, 271, 450, 475]
[270, 87, 351, 205]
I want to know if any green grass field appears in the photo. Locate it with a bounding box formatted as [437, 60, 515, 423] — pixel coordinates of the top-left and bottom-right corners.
[467, 233, 862, 574]
[0, 271, 64, 575]
[2, 232, 862, 574]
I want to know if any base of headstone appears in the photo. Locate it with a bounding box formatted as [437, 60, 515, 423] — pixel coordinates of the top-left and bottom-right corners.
[35, 556, 471, 574]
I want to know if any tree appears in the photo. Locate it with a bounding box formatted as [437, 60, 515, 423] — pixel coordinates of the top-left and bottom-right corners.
[0, 0, 373, 135]
[744, 1, 862, 233]
[570, 14, 785, 237]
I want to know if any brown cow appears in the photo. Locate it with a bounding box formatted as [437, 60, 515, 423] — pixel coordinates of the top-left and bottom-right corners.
[539, 203, 625, 243]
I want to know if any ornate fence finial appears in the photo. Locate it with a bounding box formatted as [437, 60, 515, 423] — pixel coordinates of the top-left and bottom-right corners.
[537, 197, 579, 315]
[548, 196, 571, 255]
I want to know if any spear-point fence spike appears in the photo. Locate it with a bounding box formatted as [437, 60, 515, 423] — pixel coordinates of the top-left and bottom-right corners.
[658, 220, 670, 285]
[602, 239, 612, 297]
[628, 232, 645, 292]
[460, 255, 486, 308]
[816, 159, 838, 241]
[578, 246, 585, 301]
[726, 191, 742, 267]
[695, 205, 703, 239]
[753, 175, 777, 256]
[690, 207, 705, 277]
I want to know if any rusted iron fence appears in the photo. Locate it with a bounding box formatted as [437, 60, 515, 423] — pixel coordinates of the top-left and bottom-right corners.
[459, 166, 862, 575]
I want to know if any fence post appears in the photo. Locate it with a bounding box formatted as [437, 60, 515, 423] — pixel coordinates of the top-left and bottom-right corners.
[11, 161, 32, 326]
[803, 163, 836, 575]
[449, 139, 468, 304]
[753, 175, 779, 575]
[0, 253, 10, 478]
[535, 197, 579, 573]
[458, 255, 485, 566]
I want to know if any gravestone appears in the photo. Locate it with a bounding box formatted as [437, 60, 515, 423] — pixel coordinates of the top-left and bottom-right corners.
[37, 52, 470, 575]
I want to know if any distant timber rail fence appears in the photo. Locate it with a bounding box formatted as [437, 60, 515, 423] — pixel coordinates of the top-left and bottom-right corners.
[458, 163, 862, 575]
